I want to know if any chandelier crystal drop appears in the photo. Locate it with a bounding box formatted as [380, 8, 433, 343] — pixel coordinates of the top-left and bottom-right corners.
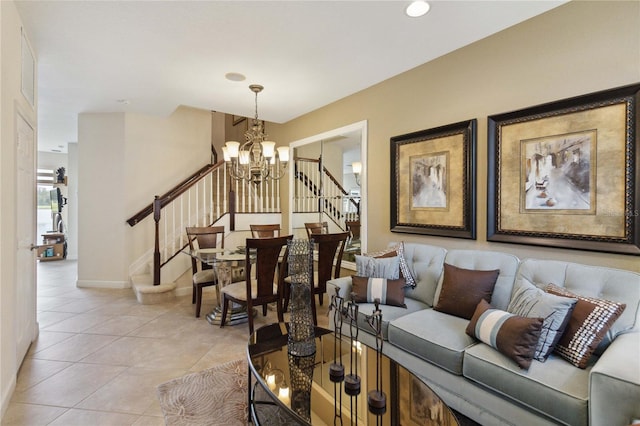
[222, 84, 289, 185]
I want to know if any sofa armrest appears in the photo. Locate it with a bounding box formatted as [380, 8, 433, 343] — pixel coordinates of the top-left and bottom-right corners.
[326, 277, 353, 300]
[590, 331, 640, 426]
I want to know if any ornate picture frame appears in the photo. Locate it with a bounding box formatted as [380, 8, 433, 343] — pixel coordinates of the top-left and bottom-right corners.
[487, 83, 640, 255]
[391, 119, 477, 239]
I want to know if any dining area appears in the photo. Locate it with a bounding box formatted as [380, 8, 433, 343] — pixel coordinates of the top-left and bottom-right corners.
[184, 223, 351, 334]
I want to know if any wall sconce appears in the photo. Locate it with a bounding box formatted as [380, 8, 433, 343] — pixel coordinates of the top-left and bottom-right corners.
[352, 161, 362, 186]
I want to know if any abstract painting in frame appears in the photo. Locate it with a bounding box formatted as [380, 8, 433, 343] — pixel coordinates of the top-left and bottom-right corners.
[487, 83, 640, 255]
[391, 119, 477, 239]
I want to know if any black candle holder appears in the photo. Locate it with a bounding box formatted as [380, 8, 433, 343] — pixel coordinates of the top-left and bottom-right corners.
[329, 287, 346, 426]
[344, 297, 361, 397]
[329, 287, 345, 383]
[366, 299, 386, 416]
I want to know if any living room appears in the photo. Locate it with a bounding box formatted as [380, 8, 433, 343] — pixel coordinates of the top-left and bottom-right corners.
[1, 1, 639, 424]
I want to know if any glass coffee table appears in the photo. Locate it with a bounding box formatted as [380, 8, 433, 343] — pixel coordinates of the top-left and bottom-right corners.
[247, 323, 459, 425]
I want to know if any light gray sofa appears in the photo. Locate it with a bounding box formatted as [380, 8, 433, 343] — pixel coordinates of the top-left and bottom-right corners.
[327, 243, 640, 426]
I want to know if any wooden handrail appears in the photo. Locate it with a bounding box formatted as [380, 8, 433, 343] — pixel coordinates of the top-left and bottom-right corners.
[126, 162, 224, 226]
[295, 156, 359, 212]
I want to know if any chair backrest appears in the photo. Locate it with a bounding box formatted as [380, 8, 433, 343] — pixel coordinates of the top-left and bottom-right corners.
[305, 222, 329, 238]
[345, 220, 361, 240]
[250, 224, 281, 238]
[245, 235, 292, 301]
[311, 231, 350, 293]
[185, 226, 225, 273]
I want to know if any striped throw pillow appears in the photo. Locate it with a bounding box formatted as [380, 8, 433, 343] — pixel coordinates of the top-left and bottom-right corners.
[351, 276, 407, 307]
[466, 299, 543, 369]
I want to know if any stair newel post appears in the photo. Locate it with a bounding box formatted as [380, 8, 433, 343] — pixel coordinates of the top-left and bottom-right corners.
[229, 189, 236, 231]
[153, 195, 161, 286]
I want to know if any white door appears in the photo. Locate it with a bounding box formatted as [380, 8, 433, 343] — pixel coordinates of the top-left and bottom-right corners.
[15, 111, 37, 364]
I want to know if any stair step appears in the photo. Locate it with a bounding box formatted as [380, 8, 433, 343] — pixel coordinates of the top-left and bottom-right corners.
[131, 274, 177, 305]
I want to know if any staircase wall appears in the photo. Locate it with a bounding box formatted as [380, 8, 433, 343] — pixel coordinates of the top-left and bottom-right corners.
[78, 106, 211, 288]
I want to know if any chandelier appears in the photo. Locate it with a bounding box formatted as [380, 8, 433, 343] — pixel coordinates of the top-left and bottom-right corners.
[222, 84, 289, 185]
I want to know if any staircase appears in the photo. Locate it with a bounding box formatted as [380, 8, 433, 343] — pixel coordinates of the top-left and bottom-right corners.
[126, 157, 359, 304]
[126, 161, 281, 303]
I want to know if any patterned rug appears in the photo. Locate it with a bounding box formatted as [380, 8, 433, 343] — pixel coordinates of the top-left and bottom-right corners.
[157, 358, 480, 426]
[156, 358, 248, 426]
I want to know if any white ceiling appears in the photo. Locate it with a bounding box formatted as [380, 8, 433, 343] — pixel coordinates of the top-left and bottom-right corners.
[15, 0, 566, 153]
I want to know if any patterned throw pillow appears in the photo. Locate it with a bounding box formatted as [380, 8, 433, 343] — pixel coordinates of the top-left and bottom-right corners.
[355, 255, 400, 279]
[434, 263, 500, 320]
[351, 276, 407, 307]
[507, 278, 577, 361]
[545, 283, 626, 369]
[365, 242, 416, 288]
[466, 299, 543, 370]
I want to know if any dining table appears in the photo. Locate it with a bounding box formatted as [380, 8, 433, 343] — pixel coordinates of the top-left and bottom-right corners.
[184, 246, 253, 326]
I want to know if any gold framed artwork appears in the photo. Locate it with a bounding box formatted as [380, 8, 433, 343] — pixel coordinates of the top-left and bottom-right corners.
[397, 366, 458, 426]
[391, 119, 477, 239]
[487, 83, 640, 255]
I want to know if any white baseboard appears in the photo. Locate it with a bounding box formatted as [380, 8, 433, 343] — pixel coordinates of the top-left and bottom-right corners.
[76, 280, 130, 289]
[1, 374, 16, 420]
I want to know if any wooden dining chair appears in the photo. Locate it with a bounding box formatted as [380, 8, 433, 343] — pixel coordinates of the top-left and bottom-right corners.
[345, 220, 361, 240]
[304, 221, 329, 238]
[186, 226, 225, 318]
[219, 235, 292, 334]
[311, 231, 349, 308]
[249, 224, 281, 238]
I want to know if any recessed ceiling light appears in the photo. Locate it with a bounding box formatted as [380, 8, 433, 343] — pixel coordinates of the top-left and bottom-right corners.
[406, 1, 430, 18]
[116, 99, 130, 105]
[225, 72, 246, 82]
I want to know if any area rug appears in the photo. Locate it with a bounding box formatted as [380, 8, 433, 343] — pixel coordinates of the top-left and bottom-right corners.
[157, 357, 479, 426]
[156, 358, 248, 426]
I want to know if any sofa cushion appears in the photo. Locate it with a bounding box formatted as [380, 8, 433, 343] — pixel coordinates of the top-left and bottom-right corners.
[388, 308, 477, 375]
[351, 275, 406, 307]
[355, 254, 400, 279]
[399, 243, 447, 306]
[437, 249, 520, 311]
[353, 297, 429, 340]
[546, 283, 626, 368]
[466, 300, 542, 369]
[434, 263, 499, 320]
[463, 344, 589, 426]
[367, 242, 416, 288]
[507, 277, 577, 361]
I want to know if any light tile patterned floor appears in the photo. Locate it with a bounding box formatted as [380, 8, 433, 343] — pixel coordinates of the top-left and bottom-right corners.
[2, 260, 328, 425]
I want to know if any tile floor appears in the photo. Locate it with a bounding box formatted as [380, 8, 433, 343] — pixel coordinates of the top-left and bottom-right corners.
[2, 260, 329, 425]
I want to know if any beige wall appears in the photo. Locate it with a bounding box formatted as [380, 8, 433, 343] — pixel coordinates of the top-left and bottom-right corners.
[269, 1, 640, 273]
[0, 0, 38, 415]
[77, 106, 211, 287]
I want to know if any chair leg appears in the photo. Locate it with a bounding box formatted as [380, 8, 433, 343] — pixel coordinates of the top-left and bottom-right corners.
[276, 298, 284, 323]
[318, 293, 324, 306]
[192, 285, 196, 304]
[220, 296, 229, 328]
[247, 302, 254, 335]
[311, 296, 318, 326]
[195, 286, 203, 318]
[262, 305, 267, 316]
[197, 286, 205, 318]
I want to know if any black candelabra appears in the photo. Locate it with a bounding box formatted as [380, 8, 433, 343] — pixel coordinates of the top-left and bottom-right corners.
[366, 299, 386, 420]
[329, 287, 345, 425]
[344, 295, 361, 425]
